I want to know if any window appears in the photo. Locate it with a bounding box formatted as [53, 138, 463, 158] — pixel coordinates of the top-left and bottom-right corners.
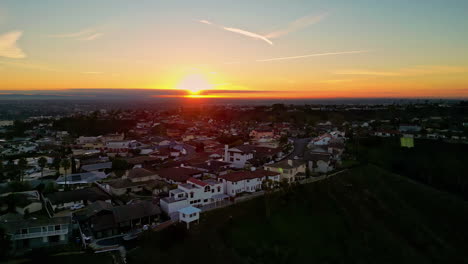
[211, 189, 214, 193]
[204, 199, 208, 203]
[204, 186, 210, 192]
[190, 192, 194, 198]
[217, 186, 221, 192]
[55, 225, 61, 231]
[21, 228, 28, 234]
[42, 227, 47, 232]
[183, 213, 186, 218]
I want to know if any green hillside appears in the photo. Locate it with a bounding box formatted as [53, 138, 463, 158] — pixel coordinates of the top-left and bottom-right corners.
[126, 165, 468, 264]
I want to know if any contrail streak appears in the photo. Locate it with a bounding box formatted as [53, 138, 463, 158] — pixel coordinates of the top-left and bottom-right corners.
[256, 50, 368, 62]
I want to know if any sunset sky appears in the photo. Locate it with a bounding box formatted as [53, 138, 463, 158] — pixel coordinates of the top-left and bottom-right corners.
[0, 0, 467, 98]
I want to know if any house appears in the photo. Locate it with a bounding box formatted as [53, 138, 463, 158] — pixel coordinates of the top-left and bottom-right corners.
[75, 200, 161, 239]
[218, 169, 280, 197]
[105, 179, 149, 196]
[160, 177, 227, 217]
[399, 124, 422, 132]
[303, 152, 334, 173]
[45, 187, 112, 211]
[0, 214, 72, 252]
[81, 162, 112, 172]
[223, 145, 282, 168]
[264, 159, 307, 183]
[373, 130, 400, 137]
[123, 168, 159, 182]
[178, 206, 201, 229]
[55, 172, 107, 189]
[105, 140, 135, 157]
[0, 191, 43, 215]
[126, 156, 159, 169]
[158, 167, 203, 184]
[250, 128, 274, 141]
[182, 160, 231, 176]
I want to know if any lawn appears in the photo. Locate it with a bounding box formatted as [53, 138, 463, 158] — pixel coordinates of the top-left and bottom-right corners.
[127, 165, 468, 264]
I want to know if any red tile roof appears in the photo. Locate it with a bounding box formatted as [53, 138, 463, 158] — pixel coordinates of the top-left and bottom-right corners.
[187, 177, 208, 187]
[218, 169, 279, 182]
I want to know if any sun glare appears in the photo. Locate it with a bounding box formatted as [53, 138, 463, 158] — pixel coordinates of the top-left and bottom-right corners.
[176, 74, 213, 95]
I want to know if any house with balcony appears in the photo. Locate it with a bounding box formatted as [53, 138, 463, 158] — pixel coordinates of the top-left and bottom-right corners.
[223, 145, 282, 168]
[218, 169, 280, 197]
[160, 177, 227, 217]
[0, 214, 72, 253]
[264, 159, 307, 183]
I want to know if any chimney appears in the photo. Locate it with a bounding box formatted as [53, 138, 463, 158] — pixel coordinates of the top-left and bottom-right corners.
[287, 160, 293, 166]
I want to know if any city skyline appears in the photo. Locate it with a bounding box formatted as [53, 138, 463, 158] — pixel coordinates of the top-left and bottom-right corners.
[1, 0, 468, 98]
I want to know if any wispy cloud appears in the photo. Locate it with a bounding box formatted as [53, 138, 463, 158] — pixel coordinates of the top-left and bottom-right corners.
[198, 12, 328, 45]
[0, 31, 26, 59]
[335, 65, 468, 76]
[78, 33, 103, 41]
[199, 20, 273, 45]
[198, 20, 212, 25]
[222, 27, 273, 45]
[49, 28, 103, 41]
[256, 50, 368, 62]
[0, 61, 59, 72]
[265, 13, 328, 39]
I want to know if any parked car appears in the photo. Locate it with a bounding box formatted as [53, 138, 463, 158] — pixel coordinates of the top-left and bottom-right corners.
[70, 204, 85, 210]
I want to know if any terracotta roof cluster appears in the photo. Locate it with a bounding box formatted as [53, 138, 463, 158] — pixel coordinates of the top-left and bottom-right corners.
[127, 168, 157, 179]
[218, 169, 279, 182]
[158, 167, 202, 183]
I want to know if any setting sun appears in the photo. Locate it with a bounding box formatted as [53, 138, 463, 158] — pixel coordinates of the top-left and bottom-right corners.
[176, 74, 213, 95]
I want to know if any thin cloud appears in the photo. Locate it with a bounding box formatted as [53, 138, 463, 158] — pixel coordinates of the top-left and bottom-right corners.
[199, 20, 273, 45]
[335, 65, 468, 76]
[0, 31, 26, 59]
[79, 33, 103, 41]
[222, 27, 273, 45]
[256, 50, 368, 62]
[199, 20, 212, 25]
[265, 13, 328, 39]
[49, 28, 103, 41]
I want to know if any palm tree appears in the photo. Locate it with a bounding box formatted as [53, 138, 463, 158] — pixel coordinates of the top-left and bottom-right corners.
[17, 158, 28, 182]
[261, 179, 275, 219]
[37, 157, 47, 178]
[61, 158, 71, 188]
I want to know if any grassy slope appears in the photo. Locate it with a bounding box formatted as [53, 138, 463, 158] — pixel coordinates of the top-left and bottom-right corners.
[127, 165, 468, 264]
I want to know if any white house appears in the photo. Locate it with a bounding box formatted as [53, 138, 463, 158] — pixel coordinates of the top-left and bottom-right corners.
[263, 159, 306, 183]
[218, 169, 280, 197]
[178, 206, 201, 229]
[160, 177, 227, 217]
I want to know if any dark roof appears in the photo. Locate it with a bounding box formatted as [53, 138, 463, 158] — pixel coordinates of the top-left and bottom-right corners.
[218, 169, 279, 182]
[303, 152, 331, 162]
[126, 156, 159, 165]
[158, 167, 202, 183]
[46, 187, 111, 204]
[74, 200, 113, 220]
[0, 215, 71, 234]
[189, 160, 231, 172]
[112, 201, 161, 223]
[127, 168, 158, 179]
[106, 179, 148, 189]
[264, 159, 306, 169]
[81, 162, 112, 172]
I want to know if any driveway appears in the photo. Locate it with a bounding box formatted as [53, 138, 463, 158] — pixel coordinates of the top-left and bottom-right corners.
[286, 137, 311, 159]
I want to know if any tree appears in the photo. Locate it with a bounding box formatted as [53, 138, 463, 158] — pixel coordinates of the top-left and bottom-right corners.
[261, 179, 277, 219]
[61, 158, 71, 189]
[61, 158, 70, 176]
[0, 227, 11, 260]
[37, 157, 47, 178]
[0, 160, 4, 181]
[112, 159, 129, 178]
[52, 157, 61, 171]
[18, 158, 28, 182]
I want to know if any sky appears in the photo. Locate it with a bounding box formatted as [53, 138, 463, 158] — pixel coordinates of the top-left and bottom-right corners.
[0, 0, 468, 99]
